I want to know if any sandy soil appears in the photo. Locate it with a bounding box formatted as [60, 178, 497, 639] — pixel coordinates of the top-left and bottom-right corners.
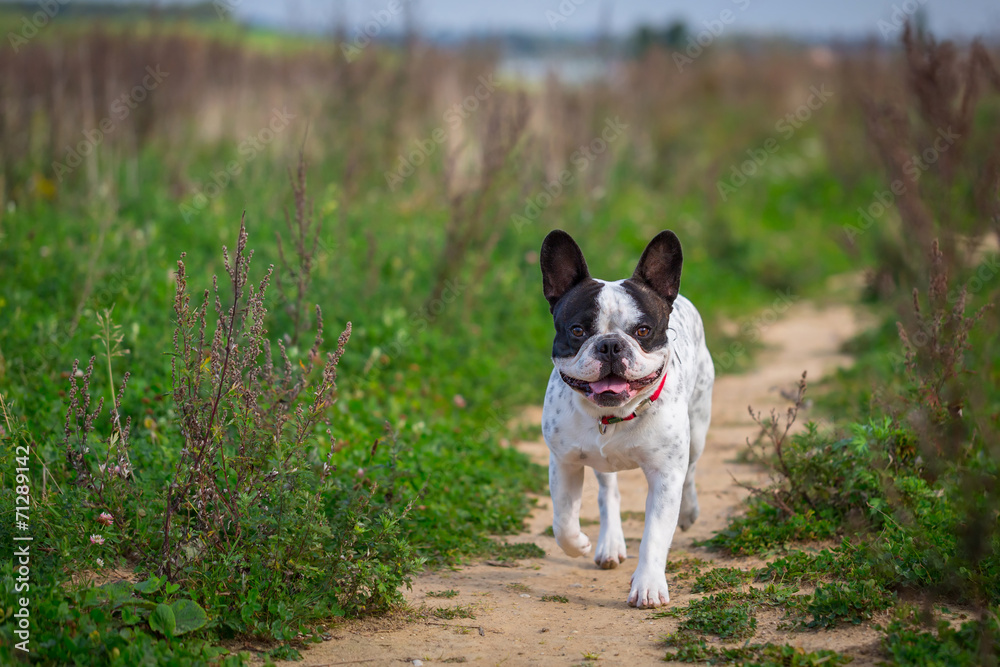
[280, 302, 882, 667]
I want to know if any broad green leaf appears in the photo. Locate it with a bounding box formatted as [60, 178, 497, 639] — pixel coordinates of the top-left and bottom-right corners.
[100, 580, 134, 608]
[134, 576, 163, 596]
[149, 603, 176, 637]
[170, 598, 208, 635]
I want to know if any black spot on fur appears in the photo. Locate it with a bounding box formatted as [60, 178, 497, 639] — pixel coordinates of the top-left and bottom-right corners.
[549, 279, 604, 359]
[621, 280, 672, 354]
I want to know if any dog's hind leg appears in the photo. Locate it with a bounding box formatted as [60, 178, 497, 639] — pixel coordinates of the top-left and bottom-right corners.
[679, 380, 712, 531]
[594, 471, 627, 569]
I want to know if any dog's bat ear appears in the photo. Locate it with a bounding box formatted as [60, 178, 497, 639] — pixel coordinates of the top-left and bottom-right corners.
[540, 230, 590, 312]
[632, 230, 682, 305]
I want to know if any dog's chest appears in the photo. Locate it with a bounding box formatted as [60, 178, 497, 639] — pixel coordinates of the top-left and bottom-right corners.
[570, 425, 652, 472]
[543, 390, 688, 473]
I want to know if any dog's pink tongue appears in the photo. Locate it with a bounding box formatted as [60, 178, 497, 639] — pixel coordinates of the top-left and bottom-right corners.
[590, 377, 629, 394]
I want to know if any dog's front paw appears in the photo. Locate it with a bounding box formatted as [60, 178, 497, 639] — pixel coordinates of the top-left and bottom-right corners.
[627, 571, 670, 608]
[594, 530, 627, 570]
[554, 529, 592, 558]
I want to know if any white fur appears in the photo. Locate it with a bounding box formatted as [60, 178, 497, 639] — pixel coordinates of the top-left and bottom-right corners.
[541, 293, 714, 608]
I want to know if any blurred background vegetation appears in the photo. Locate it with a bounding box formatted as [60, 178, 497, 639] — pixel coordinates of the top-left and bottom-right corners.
[0, 1, 998, 664]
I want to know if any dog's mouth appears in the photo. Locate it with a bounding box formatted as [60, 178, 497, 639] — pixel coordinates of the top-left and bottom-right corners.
[560, 365, 664, 405]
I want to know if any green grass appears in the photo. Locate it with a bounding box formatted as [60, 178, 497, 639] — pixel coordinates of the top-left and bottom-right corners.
[427, 589, 459, 598]
[662, 633, 853, 666]
[881, 608, 1000, 667]
[432, 605, 476, 620]
[691, 566, 757, 593]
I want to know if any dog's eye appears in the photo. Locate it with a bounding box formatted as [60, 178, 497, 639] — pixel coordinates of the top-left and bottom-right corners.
[570, 325, 585, 337]
[635, 326, 651, 338]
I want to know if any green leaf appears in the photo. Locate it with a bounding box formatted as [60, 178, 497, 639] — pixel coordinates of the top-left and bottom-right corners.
[134, 576, 163, 596]
[165, 582, 181, 596]
[121, 606, 143, 626]
[121, 599, 157, 614]
[100, 580, 135, 608]
[170, 599, 208, 635]
[149, 603, 176, 637]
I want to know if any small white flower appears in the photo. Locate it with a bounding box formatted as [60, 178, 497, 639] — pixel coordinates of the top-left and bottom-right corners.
[96, 558, 104, 567]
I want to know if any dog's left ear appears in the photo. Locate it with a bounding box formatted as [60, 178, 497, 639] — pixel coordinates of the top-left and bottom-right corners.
[632, 231, 683, 305]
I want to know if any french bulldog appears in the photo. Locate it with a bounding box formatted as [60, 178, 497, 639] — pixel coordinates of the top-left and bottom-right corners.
[539, 230, 714, 608]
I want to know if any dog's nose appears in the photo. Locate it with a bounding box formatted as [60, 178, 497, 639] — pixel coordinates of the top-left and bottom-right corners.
[595, 338, 623, 361]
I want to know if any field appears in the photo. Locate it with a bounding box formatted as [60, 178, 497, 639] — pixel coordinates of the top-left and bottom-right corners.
[1, 9, 999, 666]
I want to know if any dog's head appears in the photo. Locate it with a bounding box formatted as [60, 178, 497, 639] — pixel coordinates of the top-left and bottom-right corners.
[540, 230, 681, 409]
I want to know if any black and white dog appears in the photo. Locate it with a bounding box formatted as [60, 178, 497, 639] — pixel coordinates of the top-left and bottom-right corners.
[539, 230, 714, 608]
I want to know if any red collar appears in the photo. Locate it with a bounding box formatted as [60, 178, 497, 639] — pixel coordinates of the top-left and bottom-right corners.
[599, 369, 668, 429]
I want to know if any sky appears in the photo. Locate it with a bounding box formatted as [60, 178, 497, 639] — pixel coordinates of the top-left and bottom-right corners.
[228, 0, 1000, 40]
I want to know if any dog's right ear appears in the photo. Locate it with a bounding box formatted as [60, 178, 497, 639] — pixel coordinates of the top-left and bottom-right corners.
[540, 230, 590, 312]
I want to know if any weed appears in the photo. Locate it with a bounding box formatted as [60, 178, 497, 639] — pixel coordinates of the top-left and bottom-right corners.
[433, 605, 476, 620]
[492, 542, 545, 561]
[895, 240, 992, 435]
[267, 644, 303, 661]
[757, 548, 846, 585]
[427, 589, 459, 598]
[880, 607, 1000, 667]
[662, 630, 852, 666]
[703, 501, 840, 555]
[692, 567, 757, 593]
[655, 585, 799, 641]
[682, 596, 758, 640]
[275, 150, 322, 346]
[506, 583, 531, 593]
[666, 556, 710, 580]
[793, 579, 895, 629]
[541, 594, 569, 603]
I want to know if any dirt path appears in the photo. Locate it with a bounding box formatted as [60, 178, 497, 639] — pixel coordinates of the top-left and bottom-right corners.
[287, 302, 878, 666]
